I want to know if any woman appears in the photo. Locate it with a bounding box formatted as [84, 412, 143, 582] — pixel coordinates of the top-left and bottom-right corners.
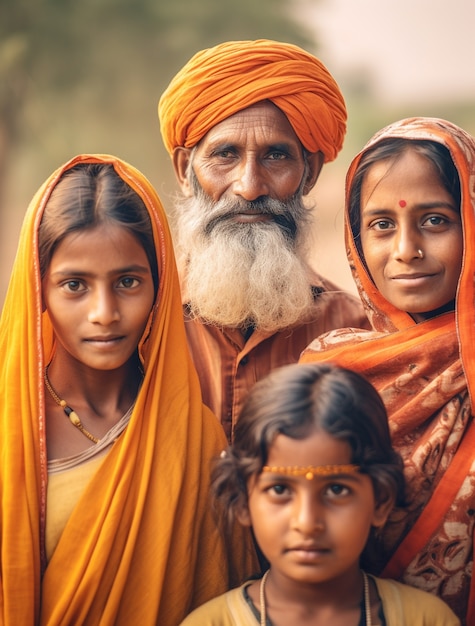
[0, 154, 256, 625]
[300, 117, 475, 624]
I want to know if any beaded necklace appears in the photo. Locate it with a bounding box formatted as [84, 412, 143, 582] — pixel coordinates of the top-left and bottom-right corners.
[258, 569, 372, 626]
[44, 366, 99, 444]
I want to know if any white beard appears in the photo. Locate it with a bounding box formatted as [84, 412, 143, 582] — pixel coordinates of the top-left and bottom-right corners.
[173, 174, 316, 332]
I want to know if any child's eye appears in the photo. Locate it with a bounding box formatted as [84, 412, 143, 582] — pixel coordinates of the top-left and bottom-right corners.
[267, 483, 290, 497]
[325, 483, 351, 498]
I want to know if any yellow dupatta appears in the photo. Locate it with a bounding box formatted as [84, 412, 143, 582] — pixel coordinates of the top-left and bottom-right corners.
[301, 118, 475, 623]
[0, 155, 256, 625]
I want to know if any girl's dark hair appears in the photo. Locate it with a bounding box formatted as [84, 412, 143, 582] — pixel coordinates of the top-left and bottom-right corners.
[348, 138, 461, 259]
[213, 362, 405, 524]
[38, 163, 159, 293]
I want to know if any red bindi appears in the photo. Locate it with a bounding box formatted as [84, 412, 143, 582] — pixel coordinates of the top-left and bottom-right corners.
[399, 199, 407, 207]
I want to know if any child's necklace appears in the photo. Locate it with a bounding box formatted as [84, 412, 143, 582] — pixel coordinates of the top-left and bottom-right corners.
[258, 569, 372, 626]
[44, 366, 99, 444]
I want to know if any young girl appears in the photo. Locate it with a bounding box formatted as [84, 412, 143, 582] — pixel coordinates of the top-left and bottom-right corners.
[0, 154, 256, 625]
[180, 362, 460, 625]
[301, 117, 475, 624]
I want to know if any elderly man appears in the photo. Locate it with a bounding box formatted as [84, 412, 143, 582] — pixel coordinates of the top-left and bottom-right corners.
[158, 39, 369, 441]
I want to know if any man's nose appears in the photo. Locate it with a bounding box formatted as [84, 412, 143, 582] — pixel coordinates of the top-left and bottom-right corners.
[231, 157, 270, 201]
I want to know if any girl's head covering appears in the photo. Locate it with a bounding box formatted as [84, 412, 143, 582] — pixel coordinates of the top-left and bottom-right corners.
[158, 39, 347, 162]
[344, 117, 475, 334]
[0, 154, 255, 625]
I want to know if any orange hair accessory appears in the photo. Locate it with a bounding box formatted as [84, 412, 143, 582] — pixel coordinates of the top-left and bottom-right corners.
[158, 39, 347, 162]
[261, 464, 360, 480]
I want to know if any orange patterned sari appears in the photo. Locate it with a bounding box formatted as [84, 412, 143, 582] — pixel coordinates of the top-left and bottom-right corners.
[301, 118, 475, 624]
[0, 155, 256, 625]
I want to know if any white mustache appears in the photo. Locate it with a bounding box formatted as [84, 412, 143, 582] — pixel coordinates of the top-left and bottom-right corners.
[188, 168, 309, 239]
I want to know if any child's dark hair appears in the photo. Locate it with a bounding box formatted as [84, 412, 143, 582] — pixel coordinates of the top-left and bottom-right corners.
[212, 362, 405, 525]
[38, 163, 159, 294]
[348, 138, 461, 259]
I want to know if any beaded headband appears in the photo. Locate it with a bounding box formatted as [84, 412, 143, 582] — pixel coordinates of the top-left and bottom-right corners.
[261, 464, 360, 481]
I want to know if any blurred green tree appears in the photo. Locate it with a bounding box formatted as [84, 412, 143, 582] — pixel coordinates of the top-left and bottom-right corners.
[0, 0, 316, 208]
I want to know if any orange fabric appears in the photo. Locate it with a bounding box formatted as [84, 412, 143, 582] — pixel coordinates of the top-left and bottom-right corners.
[158, 39, 346, 161]
[0, 155, 257, 625]
[301, 118, 475, 624]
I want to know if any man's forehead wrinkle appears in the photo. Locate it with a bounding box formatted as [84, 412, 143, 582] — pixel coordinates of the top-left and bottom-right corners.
[199, 102, 301, 151]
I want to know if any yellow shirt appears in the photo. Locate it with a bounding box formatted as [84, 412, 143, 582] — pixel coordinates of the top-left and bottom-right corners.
[180, 576, 460, 626]
[46, 455, 105, 561]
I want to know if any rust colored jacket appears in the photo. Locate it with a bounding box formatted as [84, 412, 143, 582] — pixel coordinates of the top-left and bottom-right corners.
[184, 272, 369, 441]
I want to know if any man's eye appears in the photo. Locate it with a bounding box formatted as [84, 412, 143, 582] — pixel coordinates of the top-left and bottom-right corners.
[212, 149, 235, 159]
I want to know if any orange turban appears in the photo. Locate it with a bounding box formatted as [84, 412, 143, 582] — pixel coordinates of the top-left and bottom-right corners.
[158, 39, 347, 162]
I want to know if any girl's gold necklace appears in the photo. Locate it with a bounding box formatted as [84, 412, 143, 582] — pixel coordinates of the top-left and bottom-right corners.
[259, 569, 372, 626]
[44, 365, 99, 444]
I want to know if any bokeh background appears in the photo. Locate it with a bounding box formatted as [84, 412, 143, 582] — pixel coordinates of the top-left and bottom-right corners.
[2, 0, 474, 304]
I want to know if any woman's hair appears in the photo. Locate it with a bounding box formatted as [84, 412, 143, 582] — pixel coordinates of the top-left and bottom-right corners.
[348, 138, 461, 258]
[213, 362, 406, 525]
[38, 163, 159, 293]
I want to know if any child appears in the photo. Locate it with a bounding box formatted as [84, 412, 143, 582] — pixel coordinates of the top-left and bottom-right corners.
[301, 117, 475, 624]
[0, 155, 256, 625]
[180, 362, 460, 625]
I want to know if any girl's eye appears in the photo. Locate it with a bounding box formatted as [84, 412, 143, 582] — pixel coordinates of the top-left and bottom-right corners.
[62, 280, 85, 293]
[119, 276, 139, 289]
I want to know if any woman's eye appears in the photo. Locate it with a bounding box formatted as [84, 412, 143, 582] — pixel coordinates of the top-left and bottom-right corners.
[424, 215, 446, 226]
[371, 220, 392, 231]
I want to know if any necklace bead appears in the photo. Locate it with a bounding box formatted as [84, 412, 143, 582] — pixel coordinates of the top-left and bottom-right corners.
[44, 366, 100, 444]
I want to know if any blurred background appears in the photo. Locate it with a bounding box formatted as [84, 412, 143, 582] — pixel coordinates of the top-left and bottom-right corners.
[1, 0, 474, 304]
